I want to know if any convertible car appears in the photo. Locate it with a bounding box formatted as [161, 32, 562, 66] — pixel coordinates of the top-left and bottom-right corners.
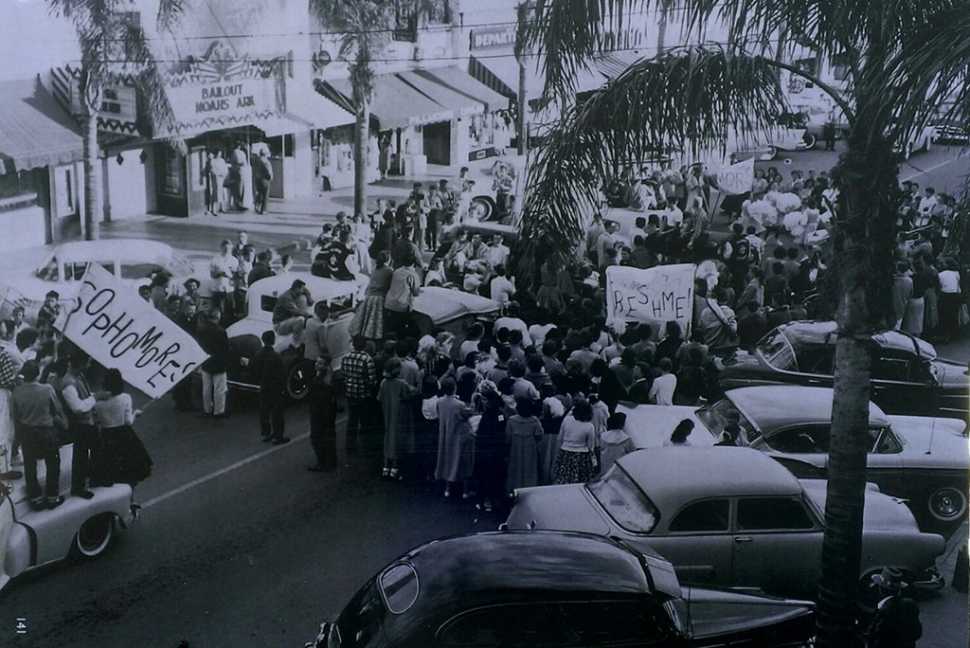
[1, 445, 137, 592]
[719, 321, 969, 420]
[505, 448, 945, 604]
[305, 530, 816, 648]
[618, 385, 968, 535]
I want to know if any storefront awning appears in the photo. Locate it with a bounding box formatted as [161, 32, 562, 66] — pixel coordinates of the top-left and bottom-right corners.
[595, 51, 648, 80]
[0, 77, 83, 174]
[413, 67, 510, 113]
[469, 54, 605, 101]
[326, 75, 452, 130]
[397, 70, 484, 118]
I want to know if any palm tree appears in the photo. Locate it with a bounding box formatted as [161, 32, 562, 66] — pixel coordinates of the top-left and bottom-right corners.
[516, 2, 969, 646]
[311, 0, 394, 219]
[47, 0, 182, 240]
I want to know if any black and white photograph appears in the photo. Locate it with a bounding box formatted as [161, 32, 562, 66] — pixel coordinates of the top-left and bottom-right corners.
[0, 0, 967, 646]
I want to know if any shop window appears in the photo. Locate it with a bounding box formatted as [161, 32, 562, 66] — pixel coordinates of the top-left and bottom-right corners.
[393, 0, 451, 41]
[159, 148, 183, 197]
[267, 135, 295, 158]
[0, 169, 39, 213]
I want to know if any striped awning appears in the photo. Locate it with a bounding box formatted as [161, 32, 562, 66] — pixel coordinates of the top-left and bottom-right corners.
[0, 77, 83, 174]
[397, 70, 485, 118]
[595, 51, 649, 80]
[414, 67, 509, 113]
[469, 54, 605, 101]
[325, 75, 453, 130]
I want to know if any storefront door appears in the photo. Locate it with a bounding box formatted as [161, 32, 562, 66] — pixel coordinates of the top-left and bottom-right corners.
[155, 145, 188, 217]
[423, 122, 451, 166]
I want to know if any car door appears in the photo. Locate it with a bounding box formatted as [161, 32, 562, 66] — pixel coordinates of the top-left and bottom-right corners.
[869, 350, 931, 415]
[730, 496, 822, 599]
[647, 498, 735, 588]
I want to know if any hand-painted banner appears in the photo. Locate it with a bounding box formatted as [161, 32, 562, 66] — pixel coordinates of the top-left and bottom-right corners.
[716, 157, 755, 195]
[605, 264, 695, 333]
[55, 264, 208, 399]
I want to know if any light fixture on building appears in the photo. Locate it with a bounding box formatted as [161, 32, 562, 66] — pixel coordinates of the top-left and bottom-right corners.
[140, 150, 148, 164]
[116, 152, 125, 166]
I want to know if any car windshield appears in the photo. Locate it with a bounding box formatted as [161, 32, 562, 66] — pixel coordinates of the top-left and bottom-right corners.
[757, 328, 797, 372]
[695, 399, 761, 445]
[586, 465, 659, 533]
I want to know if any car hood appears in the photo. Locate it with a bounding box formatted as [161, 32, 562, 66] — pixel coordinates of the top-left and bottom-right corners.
[617, 404, 714, 448]
[680, 587, 814, 642]
[800, 479, 922, 531]
[412, 287, 501, 324]
[888, 415, 969, 469]
[505, 485, 612, 536]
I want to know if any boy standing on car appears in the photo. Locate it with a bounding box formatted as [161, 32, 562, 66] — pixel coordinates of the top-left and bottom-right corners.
[61, 352, 109, 498]
[11, 360, 66, 510]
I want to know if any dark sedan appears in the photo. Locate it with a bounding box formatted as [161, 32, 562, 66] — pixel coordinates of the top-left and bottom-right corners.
[304, 531, 816, 647]
[719, 321, 969, 419]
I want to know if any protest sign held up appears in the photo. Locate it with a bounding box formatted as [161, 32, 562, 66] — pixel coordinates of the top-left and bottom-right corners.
[55, 264, 208, 399]
[716, 157, 755, 195]
[605, 264, 696, 334]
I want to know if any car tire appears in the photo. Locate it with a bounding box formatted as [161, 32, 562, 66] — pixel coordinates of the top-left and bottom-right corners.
[802, 133, 817, 149]
[72, 513, 115, 559]
[285, 359, 311, 402]
[927, 486, 967, 524]
[469, 196, 496, 221]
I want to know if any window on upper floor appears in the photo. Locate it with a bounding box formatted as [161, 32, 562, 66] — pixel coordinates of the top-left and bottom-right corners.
[393, 0, 452, 42]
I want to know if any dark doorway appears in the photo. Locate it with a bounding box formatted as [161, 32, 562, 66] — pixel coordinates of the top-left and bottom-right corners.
[423, 122, 451, 166]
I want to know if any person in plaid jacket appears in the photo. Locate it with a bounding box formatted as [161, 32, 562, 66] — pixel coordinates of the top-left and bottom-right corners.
[340, 336, 376, 455]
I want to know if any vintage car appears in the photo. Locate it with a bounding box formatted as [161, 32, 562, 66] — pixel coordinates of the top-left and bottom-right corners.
[227, 277, 501, 400]
[226, 273, 359, 400]
[617, 385, 968, 535]
[719, 321, 970, 420]
[728, 121, 815, 161]
[0, 239, 197, 324]
[0, 445, 137, 592]
[305, 530, 816, 648]
[504, 448, 945, 605]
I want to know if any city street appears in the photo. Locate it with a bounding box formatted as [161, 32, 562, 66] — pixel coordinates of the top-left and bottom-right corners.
[0, 143, 967, 648]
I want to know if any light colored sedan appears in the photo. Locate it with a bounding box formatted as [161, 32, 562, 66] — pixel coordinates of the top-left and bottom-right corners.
[1, 445, 137, 592]
[0, 239, 197, 324]
[617, 385, 968, 534]
[505, 447, 945, 603]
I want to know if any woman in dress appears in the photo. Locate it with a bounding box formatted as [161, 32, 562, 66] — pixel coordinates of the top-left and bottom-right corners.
[505, 398, 543, 494]
[349, 250, 393, 341]
[377, 357, 416, 480]
[473, 382, 508, 512]
[434, 378, 476, 498]
[93, 368, 152, 486]
[552, 399, 597, 485]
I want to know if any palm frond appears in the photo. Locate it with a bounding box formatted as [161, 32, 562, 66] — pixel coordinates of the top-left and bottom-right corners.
[512, 46, 786, 284]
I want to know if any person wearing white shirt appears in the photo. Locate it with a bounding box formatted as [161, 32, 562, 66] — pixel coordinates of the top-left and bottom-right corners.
[486, 234, 510, 268]
[208, 239, 239, 314]
[916, 188, 939, 228]
[648, 357, 677, 406]
[490, 266, 516, 306]
[494, 307, 532, 348]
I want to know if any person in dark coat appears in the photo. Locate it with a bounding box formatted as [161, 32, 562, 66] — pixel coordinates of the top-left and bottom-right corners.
[251, 330, 288, 444]
[307, 358, 338, 472]
[196, 308, 233, 419]
[737, 301, 769, 352]
[473, 383, 509, 512]
[866, 567, 922, 648]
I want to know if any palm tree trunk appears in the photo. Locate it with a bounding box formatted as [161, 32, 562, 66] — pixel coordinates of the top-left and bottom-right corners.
[82, 104, 101, 240]
[353, 100, 369, 218]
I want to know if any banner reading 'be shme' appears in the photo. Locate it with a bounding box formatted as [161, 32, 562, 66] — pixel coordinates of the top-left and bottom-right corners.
[605, 264, 696, 334]
[56, 264, 208, 399]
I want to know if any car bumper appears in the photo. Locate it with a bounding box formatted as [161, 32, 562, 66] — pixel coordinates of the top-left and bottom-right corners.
[911, 568, 945, 592]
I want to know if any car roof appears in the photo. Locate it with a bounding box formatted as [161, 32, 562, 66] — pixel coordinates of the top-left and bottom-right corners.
[48, 239, 175, 265]
[412, 286, 501, 323]
[618, 447, 803, 510]
[725, 385, 890, 432]
[403, 531, 654, 598]
[778, 321, 937, 360]
[247, 272, 357, 302]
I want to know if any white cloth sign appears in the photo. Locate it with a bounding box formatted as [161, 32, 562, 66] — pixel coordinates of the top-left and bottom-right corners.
[605, 264, 696, 333]
[55, 264, 208, 399]
[716, 157, 755, 195]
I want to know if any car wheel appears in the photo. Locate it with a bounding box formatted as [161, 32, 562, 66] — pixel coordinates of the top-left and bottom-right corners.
[765, 146, 778, 160]
[72, 513, 115, 559]
[469, 196, 496, 221]
[286, 360, 310, 402]
[802, 133, 817, 149]
[927, 486, 967, 523]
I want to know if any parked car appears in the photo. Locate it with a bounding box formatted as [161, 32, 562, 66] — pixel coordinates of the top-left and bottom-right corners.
[719, 321, 970, 420]
[410, 285, 503, 341]
[304, 530, 816, 648]
[729, 121, 814, 161]
[0, 239, 198, 325]
[505, 447, 945, 604]
[931, 117, 970, 145]
[0, 445, 137, 592]
[617, 385, 968, 535]
[893, 123, 936, 159]
[226, 273, 359, 401]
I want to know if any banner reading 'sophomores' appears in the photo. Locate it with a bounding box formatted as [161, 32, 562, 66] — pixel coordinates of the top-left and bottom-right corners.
[606, 264, 695, 333]
[55, 264, 208, 399]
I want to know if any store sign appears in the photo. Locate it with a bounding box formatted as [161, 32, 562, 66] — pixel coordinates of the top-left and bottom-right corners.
[55, 264, 208, 399]
[470, 26, 516, 51]
[605, 264, 695, 332]
[166, 77, 278, 121]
